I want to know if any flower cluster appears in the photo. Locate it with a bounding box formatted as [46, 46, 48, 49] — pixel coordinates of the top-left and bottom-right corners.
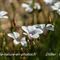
[7, 24, 54, 47]
[0, 10, 54, 47]
[22, 24, 54, 38]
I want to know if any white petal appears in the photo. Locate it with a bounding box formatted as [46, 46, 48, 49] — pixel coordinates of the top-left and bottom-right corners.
[8, 32, 20, 39]
[27, 26, 36, 32]
[34, 3, 41, 10]
[13, 40, 20, 45]
[23, 33, 27, 35]
[46, 24, 54, 27]
[46, 24, 54, 31]
[21, 37, 26, 42]
[30, 33, 39, 39]
[22, 26, 29, 33]
[29, 28, 43, 38]
[33, 24, 39, 27]
[7, 33, 15, 39]
[20, 37, 27, 47]
[13, 32, 20, 38]
[0, 16, 8, 18]
[33, 24, 45, 31]
[22, 26, 36, 34]
[21, 3, 29, 8]
[35, 29, 43, 34]
[0, 11, 8, 16]
[51, 6, 58, 10]
[39, 24, 45, 30]
[54, 1, 60, 8]
[25, 7, 33, 12]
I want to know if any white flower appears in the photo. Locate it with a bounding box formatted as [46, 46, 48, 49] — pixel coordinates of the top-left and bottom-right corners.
[7, 32, 27, 47]
[8, 32, 20, 39]
[21, 3, 33, 12]
[22, 26, 43, 39]
[51, 1, 60, 10]
[54, 1, 60, 8]
[34, 24, 54, 31]
[21, 2, 41, 12]
[33, 24, 45, 31]
[51, 5, 58, 10]
[0, 11, 8, 18]
[13, 37, 27, 47]
[7, 32, 20, 45]
[21, 3, 30, 9]
[46, 24, 54, 31]
[51, 1, 60, 15]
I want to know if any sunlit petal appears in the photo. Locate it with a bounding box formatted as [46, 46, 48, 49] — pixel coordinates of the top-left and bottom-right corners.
[7, 33, 15, 39]
[22, 26, 29, 33]
[20, 37, 27, 47]
[23, 33, 27, 35]
[25, 7, 33, 12]
[13, 32, 20, 38]
[0, 16, 8, 18]
[46, 24, 54, 31]
[13, 39, 20, 45]
[30, 33, 39, 39]
[7, 32, 20, 39]
[34, 24, 45, 30]
[27, 26, 36, 32]
[34, 3, 41, 10]
[0, 11, 8, 16]
[54, 1, 60, 8]
[35, 29, 43, 34]
[39, 24, 45, 30]
[51, 6, 58, 10]
[21, 3, 29, 8]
